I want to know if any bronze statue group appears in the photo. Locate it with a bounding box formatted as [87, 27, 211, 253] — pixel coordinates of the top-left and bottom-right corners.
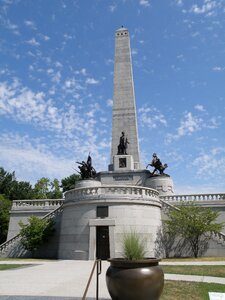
[76, 132, 168, 179]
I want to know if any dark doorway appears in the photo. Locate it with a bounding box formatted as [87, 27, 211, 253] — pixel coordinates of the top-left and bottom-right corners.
[96, 226, 110, 260]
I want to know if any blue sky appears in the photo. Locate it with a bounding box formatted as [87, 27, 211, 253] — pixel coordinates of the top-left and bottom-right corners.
[0, 0, 225, 194]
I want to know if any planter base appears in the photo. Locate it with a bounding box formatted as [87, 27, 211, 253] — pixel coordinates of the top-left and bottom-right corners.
[106, 258, 164, 300]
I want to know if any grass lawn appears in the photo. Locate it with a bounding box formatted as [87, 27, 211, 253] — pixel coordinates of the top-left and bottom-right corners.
[162, 257, 225, 262]
[162, 265, 225, 278]
[0, 264, 31, 270]
[161, 281, 225, 300]
[0, 258, 56, 262]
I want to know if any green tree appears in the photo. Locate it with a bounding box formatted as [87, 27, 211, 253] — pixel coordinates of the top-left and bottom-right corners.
[0, 167, 34, 200]
[48, 179, 62, 199]
[165, 202, 224, 258]
[0, 195, 12, 244]
[19, 216, 55, 256]
[0, 167, 16, 199]
[33, 177, 51, 199]
[9, 181, 34, 200]
[61, 174, 80, 192]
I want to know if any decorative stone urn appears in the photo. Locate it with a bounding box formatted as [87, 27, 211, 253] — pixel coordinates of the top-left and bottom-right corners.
[106, 258, 164, 300]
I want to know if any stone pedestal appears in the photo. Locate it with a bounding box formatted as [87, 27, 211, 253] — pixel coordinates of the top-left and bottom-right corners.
[113, 155, 134, 171]
[75, 179, 101, 189]
[145, 175, 174, 196]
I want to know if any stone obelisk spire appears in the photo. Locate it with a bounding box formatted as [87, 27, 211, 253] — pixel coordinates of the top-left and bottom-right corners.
[110, 27, 140, 170]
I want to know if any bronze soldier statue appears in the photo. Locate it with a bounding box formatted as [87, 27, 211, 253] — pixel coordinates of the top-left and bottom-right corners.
[76, 154, 96, 179]
[146, 153, 168, 175]
[117, 132, 129, 155]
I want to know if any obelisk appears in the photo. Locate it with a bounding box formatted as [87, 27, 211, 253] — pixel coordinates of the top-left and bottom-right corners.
[110, 27, 140, 170]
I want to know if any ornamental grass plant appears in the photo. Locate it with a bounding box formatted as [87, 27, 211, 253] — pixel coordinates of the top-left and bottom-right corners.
[122, 230, 146, 260]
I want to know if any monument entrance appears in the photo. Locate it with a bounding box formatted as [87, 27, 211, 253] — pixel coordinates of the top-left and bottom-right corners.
[96, 226, 110, 260]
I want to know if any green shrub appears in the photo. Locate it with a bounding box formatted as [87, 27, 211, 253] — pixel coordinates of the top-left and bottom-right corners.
[19, 216, 55, 256]
[122, 230, 146, 260]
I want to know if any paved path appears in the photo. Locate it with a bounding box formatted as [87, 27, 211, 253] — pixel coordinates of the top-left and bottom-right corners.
[0, 260, 225, 300]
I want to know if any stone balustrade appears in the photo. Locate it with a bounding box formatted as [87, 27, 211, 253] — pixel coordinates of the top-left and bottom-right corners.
[12, 199, 64, 210]
[212, 231, 225, 244]
[65, 185, 159, 202]
[161, 193, 225, 202]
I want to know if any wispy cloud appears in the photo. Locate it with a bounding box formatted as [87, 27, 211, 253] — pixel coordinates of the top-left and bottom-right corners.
[192, 147, 225, 178]
[177, 112, 202, 136]
[86, 77, 99, 85]
[109, 4, 117, 12]
[0, 133, 73, 184]
[139, 0, 150, 7]
[107, 99, 113, 107]
[2, 18, 20, 35]
[26, 38, 40, 46]
[189, 0, 218, 15]
[175, 0, 183, 6]
[166, 110, 220, 143]
[194, 104, 205, 112]
[24, 20, 37, 30]
[138, 106, 167, 129]
[212, 66, 224, 72]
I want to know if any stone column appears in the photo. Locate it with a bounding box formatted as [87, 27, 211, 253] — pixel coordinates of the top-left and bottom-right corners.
[110, 27, 140, 170]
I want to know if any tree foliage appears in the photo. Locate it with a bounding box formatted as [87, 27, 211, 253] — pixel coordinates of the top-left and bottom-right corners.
[61, 174, 80, 192]
[0, 167, 34, 200]
[33, 177, 63, 199]
[0, 167, 16, 200]
[165, 203, 224, 258]
[0, 195, 12, 244]
[33, 177, 51, 199]
[19, 216, 55, 255]
[49, 179, 62, 199]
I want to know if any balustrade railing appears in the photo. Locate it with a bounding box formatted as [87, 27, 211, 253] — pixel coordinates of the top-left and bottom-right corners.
[161, 193, 225, 202]
[12, 199, 64, 209]
[65, 185, 159, 202]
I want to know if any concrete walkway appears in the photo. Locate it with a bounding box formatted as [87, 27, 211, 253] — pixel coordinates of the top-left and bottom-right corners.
[0, 260, 225, 300]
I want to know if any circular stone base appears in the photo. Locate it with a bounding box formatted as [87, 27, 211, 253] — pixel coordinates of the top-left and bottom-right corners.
[145, 175, 174, 196]
[75, 179, 101, 189]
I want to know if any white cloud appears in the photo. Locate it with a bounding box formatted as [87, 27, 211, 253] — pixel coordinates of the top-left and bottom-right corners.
[75, 68, 87, 76]
[212, 66, 224, 72]
[4, 19, 20, 35]
[26, 38, 40, 46]
[166, 110, 220, 143]
[52, 71, 61, 83]
[39, 34, 50, 41]
[138, 106, 167, 129]
[24, 20, 37, 30]
[86, 78, 99, 85]
[175, 0, 183, 6]
[189, 0, 218, 15]
[109, 4, 117, 12]
[194, 104, 205, 112]
[0, 133, 73, 184]
[131, 49, 138, 55]
[107, 99, 113, 107]
[105, 59, 114, 66]
[63, 33, 73, 40]
[177, 112, 202, 136]
[139, 0, 150, 7]
[192, 147, 225, 178]
[0, 79, 111, 156]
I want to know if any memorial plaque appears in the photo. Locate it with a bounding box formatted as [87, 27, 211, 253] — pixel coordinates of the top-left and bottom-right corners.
[119, 157, 126, 168]
[113, 175, 133, 181]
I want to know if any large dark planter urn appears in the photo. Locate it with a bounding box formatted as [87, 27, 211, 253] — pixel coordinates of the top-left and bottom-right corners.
[106, 258, 164, 300]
